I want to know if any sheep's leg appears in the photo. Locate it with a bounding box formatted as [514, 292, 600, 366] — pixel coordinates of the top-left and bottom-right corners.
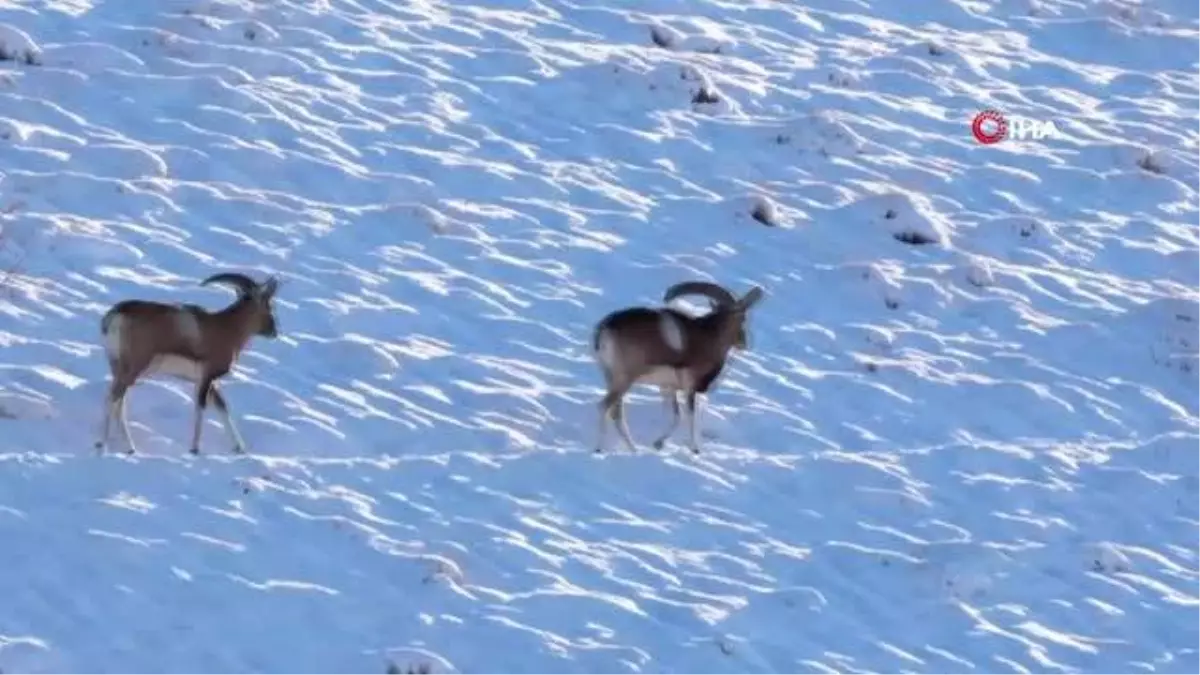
[595, 379, 636, 454]
[685, 391, 703, 454]
[595, 391, 620, 454]
[189, 375, 217, 455]
[594, 395, 610, 454]
[115, 393, 136, 455]
[96, 375, 134, 454]
[610, 395, 638, 452]
[95, 386, 115, 454]
[207, 384, 246, 454]
[651, 387, 680, 450]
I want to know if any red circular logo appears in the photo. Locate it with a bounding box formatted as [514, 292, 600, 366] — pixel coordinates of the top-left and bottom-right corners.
[972, 110, 1007, 144]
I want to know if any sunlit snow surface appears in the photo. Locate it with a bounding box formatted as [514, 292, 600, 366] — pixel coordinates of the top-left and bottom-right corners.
[0, 0, 1197, 672]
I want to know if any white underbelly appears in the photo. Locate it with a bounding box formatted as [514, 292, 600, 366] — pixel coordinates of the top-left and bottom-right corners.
[142, 355, 204, 382]
[636, 367, 692, 390]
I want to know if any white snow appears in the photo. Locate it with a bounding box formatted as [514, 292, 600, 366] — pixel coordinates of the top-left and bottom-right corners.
[0, 22, 40, 65]
[0, 0, 1197, 672]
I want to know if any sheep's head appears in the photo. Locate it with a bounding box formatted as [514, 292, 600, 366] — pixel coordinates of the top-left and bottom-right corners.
[201, 272, 281, 338]
[663, 281, 764, 350]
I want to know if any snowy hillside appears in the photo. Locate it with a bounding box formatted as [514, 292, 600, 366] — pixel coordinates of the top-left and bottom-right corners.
[1, 0, 1197, 671]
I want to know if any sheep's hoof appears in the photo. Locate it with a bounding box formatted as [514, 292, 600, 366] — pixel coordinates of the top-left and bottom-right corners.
[652, 439, 666, 450]
[232, 445, 246, 455]
[189, 447, 200, 456]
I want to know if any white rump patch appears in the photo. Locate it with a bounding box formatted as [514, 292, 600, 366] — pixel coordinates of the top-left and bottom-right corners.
[658, 313, 686, 353]
[595, 328, 617, 369]
[595, 324, 624, 365]
[103, 314, 125, 361]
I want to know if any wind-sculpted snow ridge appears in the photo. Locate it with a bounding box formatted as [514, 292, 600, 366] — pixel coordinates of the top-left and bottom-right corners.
[0, 0, 1196, 672]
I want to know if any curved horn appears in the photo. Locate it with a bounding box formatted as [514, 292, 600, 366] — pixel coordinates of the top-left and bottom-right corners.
[200, 272, 258, 297]
[663, 281, 737, 310]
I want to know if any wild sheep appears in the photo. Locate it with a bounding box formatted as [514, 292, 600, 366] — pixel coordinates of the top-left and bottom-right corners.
[95, 272, 280, 455]
[591, 280, 764, 453]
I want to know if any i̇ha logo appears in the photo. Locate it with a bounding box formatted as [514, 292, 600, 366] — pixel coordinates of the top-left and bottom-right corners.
[971, 109, 1060, 144]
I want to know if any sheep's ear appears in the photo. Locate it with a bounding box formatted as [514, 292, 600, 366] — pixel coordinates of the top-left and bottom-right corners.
[260, 276, 279, 300]
[738, 286, 765, 310]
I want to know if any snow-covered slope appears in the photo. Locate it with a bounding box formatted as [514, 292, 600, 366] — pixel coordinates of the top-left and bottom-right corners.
[1, 0, 1197, 672]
